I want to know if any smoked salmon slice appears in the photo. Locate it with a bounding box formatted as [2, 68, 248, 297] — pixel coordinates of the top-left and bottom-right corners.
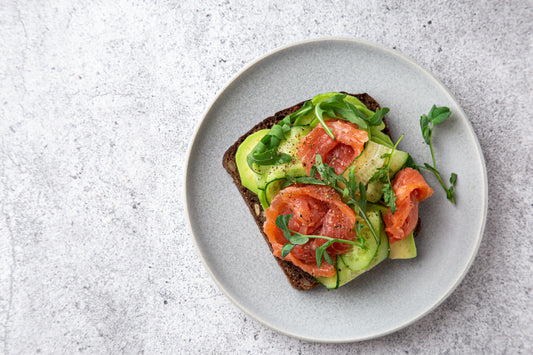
[383, 168, 434, 244]
[263, 185, 356, 277]
[297, 119, 368, 175]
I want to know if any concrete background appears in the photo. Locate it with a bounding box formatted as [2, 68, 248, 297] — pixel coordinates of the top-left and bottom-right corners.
[1, 0, 531, 353]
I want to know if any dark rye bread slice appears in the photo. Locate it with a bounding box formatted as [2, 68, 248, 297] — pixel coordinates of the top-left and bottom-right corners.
[222, 93, 416, 290]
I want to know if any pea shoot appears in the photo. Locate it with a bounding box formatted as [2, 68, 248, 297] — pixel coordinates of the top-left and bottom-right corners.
[281, 156, 380, 268]
[418, 105, 457, 204]
[277, 214, 366, 269]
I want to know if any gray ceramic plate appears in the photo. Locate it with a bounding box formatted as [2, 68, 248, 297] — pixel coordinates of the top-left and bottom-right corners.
[185, 38, 487, 342]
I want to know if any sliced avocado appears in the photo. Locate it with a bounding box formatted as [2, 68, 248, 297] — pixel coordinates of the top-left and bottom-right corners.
[389, 233, 417, 259]
[369, 127, 393, 147]
[235, 129, 269, 194]
[255, 126, 311, 190]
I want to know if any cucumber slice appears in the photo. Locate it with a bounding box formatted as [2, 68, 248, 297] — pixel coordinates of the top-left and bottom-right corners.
[257, 189, 268, 210]
[367, 203, 388, 214]
[355, 225, 390, 274]
[366, 182, 385, 203]
[351, 141, 392, 185]
[389, 233, 417, 259]
[366, 148, 409, 202]
[235, 129, 269, 194]
[344, 141, 409, 202]
[369, 204, 417, 260]
[316, 210, 386, 289]
[389, 149, 409, 174]
[316, 262, 340, 290]
[341, 211, 381, 272]
[262, 178, 286, 208]
[318, 217, 390, 289]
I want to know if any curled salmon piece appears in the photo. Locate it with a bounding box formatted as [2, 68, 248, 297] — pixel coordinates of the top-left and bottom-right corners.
[297, 119, 369, 175]
[263, 185, 356, 277]
[383, 168, 434, 244]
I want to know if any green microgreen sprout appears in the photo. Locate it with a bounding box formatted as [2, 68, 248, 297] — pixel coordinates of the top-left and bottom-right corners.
[369, 135, 404, 214]
[276, 214, 366, 269]
[247, 94, 389, 168]
[280, 155, 380, 268]
[418, 105, 457, 204]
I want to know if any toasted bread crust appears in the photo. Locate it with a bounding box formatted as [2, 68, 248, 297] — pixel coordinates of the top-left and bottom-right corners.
[222, 93, 412, 290]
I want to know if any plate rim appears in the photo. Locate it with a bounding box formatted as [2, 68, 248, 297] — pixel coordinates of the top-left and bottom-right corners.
[184, 37, 488, 343]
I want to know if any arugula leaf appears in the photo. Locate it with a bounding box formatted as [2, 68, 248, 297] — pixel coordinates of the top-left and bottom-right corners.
[314, 94, 389, 140]
[367, 107, 389, 127]
[418, 105, 457, 204]
[313, 155, 348, 188]
[448, 173, 457, 202]
[282, 175, 326, 188]
[404, 154, 419, 171]
[314, 102, 335, 139]
[247, 101, 313, 169]
[348, 166, 358, 196]
[358, 182, 367, 212]
[355, 223, 364, 237]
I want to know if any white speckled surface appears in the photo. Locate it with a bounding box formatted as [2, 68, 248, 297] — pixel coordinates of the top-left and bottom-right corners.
[1, 0, 532, 353]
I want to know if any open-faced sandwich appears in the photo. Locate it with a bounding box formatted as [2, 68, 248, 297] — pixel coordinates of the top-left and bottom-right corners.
[223, 92, 455, 290]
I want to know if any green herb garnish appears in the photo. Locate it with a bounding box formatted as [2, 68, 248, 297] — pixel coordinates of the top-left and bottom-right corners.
[247, 101, 313, 170]
[369, 135, 404, 214]
[314, 94, 389, 140]
[247, 93, 389, 168]
[283, 155, 380, 246]
[276, 214, 366, 269]
[418, 105, 457, 204]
